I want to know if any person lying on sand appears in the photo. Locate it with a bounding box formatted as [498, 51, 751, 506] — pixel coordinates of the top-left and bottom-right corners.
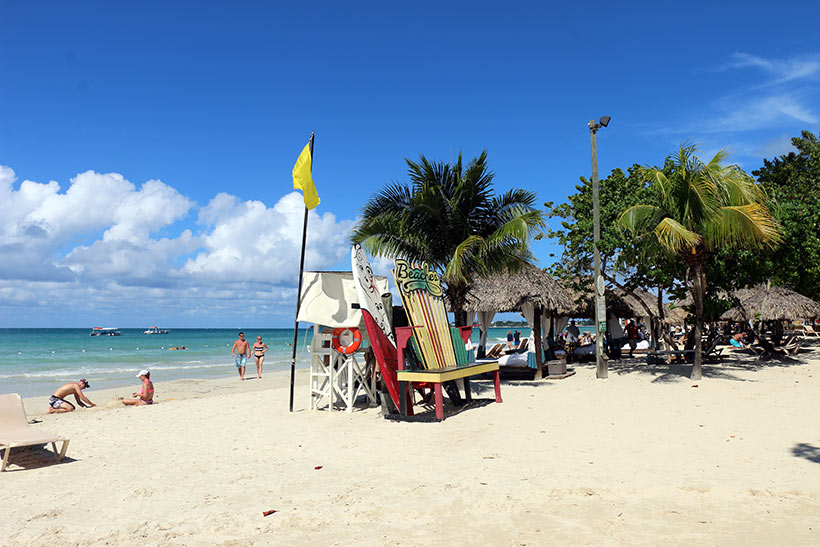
[122, 370, 154, 406]
[47, 379, 96, 413]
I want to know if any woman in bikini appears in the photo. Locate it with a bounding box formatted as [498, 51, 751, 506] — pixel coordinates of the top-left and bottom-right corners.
[252, 336, 268, 379]
[123, 370, 154, 405]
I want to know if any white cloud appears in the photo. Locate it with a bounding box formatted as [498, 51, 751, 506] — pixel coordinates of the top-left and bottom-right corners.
[727, 52, 820, 83]
[0, 166, 358, 326]
[701, 94, 818, 133]
[182, 191, 354, 284]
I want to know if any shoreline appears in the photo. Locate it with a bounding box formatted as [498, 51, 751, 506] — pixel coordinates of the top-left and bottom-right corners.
[4, 349, 820, 545]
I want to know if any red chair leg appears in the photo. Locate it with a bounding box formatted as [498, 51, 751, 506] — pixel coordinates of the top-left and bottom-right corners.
[494, 370, 502, 403]
[434, 383, 444, 421]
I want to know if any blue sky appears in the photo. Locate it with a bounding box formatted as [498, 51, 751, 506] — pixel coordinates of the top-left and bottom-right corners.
[1, 0, 819, 327]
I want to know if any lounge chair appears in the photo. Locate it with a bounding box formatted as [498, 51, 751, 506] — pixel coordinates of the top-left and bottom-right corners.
[1, 393, 69, 471]
[781, 337, 804, 356]
[804, 325, 820, 337]
[483, 343, 505, 359]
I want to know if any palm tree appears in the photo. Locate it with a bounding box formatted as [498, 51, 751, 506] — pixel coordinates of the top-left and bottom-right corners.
[351, 151, 544, 326]
[619, 143, 781, 379]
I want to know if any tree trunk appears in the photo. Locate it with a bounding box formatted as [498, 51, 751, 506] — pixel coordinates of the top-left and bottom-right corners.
[655, 285, 665, 351]
[533, 309, 543, 379]
[691, 261, 705, 380]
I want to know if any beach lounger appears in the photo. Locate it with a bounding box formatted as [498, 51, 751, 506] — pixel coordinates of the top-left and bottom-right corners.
[803, 325, 820, 337]
[1, 393, 69, 472]
[483, 343, 505, 359]
[391, 260, 501, 421]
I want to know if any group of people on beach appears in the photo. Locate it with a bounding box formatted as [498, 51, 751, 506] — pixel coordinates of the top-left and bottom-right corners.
[231, 331, 268, 381]
[505, 330, 522, 349]
[46, 331, 269, 413]
[47, 370, 154, 413]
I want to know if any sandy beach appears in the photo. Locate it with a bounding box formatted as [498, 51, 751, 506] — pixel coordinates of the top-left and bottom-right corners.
[3, 347, 820, 546]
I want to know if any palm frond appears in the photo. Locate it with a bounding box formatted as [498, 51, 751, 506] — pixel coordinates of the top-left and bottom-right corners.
[654, 217, 701, 253]
[705, 204, 783, 250]
[618, 204, 664, 232]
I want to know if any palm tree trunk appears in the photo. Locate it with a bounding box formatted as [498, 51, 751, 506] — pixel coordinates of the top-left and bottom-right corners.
[691, 262, 705, 380]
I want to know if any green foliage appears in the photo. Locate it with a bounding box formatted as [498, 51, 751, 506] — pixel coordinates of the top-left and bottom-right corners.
[754, 130, 820, 301]
[619, 143, 781, 379]
[351, 151, 545, 323]
[545, 164, 680, 297]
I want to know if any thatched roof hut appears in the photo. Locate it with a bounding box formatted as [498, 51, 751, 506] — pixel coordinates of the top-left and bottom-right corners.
[720, 283, 820, 321]
[559, 280, 680, 322]
[464, 263, 574, 314]
[464, 263, 574, 378]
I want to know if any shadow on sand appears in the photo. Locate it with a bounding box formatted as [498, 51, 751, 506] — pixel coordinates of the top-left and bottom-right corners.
[791, 442, 820, 464]
[571, 348, 814, 383]
[1, 444, 77, 472]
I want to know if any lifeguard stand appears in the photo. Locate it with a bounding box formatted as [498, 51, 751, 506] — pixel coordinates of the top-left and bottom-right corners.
[298, 271, 389, 412]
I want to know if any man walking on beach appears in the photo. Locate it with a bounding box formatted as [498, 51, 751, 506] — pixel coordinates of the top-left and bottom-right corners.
[626, 320, 639, 357]
[565, 321, 580, 363]
[47, 379, 96, 413]
[232, 332, 251, 381]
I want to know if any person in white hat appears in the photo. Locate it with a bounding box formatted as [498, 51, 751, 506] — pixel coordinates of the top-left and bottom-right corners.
[123, 370, 154, 406]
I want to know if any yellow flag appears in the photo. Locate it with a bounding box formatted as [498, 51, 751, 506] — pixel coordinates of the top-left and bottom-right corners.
[292, 143, 320, 210]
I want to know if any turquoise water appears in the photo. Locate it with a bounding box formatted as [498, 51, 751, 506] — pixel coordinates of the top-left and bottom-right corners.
[0, 326, 533, 398]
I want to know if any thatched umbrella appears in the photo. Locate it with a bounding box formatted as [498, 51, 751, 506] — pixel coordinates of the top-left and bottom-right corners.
[720, 283, 820, 322]
[464, 263, 573, 377]
[465, 263, 573, 313]
[561, 281, 673, 322]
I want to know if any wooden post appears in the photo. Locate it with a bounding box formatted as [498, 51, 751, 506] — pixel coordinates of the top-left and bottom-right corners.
[533, 307, 543, 379]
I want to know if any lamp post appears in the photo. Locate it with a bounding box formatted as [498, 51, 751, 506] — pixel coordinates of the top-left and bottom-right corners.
[589, 115, 610, 379]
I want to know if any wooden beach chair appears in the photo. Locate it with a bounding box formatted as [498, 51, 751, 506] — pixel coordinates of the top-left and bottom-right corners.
[392, 260, 502, 421]
[803, 325, 820, 337]
[1, 393, 69, 472]
[483, 343, 505, 359]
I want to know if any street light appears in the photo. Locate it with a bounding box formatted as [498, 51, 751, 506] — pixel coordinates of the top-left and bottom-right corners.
[589, 116, 610, 379]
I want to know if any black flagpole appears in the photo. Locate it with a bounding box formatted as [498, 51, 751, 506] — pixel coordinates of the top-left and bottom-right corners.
[289, 132, 314, 412]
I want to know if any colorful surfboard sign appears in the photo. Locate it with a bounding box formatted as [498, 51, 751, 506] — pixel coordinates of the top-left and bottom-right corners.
[351, 244, 395, 347]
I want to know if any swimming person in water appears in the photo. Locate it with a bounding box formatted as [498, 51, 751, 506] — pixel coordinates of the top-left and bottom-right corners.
[123, 370, 154, 405]
[252, 336, 268, 379]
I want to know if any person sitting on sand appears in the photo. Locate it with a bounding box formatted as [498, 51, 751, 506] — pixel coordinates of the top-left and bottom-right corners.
[252, 336, 268, 379]
[123, 370, 154, 406]
[48, 379, 96, 413]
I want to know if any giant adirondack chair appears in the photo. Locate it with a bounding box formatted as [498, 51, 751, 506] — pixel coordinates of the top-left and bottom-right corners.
[391, 260, 502, 421]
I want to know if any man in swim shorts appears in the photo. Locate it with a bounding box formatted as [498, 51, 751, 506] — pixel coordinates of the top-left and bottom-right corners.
[232, 331, 251, 381]
[47, 379, 96, 413]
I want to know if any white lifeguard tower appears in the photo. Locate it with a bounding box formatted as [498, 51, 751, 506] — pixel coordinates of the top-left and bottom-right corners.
[297, 271, 390, 412]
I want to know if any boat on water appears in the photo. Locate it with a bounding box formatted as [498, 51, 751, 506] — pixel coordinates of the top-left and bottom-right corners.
[144, 326, 170, 335]
[90, 327, 121, 336]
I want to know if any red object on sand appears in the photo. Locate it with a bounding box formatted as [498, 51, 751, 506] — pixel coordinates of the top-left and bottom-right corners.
[262, 510, 278, 517]
[314, 465, 323, 470]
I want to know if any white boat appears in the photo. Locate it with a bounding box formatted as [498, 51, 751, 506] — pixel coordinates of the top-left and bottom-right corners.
[90, 327, 121, 336]
[144, 326, 169, 335]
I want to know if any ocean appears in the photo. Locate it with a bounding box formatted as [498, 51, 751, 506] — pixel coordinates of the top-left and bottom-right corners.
[0, 326, 532, 398]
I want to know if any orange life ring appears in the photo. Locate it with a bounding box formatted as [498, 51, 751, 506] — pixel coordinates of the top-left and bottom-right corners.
[332, 327, 362, 355]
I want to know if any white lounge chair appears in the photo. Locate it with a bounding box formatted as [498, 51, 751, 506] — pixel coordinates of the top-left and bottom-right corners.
[1, 393, 69, 472]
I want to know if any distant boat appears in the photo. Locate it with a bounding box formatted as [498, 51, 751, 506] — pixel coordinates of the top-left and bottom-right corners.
[90, 327, 121, 336]
[144, 326, 170, 335]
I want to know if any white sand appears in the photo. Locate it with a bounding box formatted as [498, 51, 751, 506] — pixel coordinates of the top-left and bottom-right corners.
[3, 349, 820, 546]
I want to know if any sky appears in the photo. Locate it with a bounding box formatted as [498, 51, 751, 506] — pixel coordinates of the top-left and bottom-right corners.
[1, 0, 819, 328]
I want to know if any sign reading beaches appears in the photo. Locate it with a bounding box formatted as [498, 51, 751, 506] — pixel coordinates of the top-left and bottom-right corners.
[393, 260, 443, 297]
